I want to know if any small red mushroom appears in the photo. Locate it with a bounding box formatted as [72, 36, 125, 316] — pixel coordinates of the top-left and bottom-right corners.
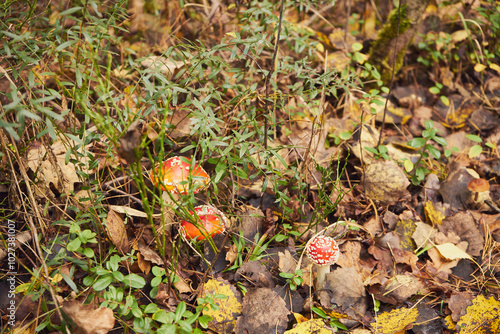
[305, 236, 339, 289]
[150, 157, 210, 232]
[150, 156, 210, 196]
[181, 205, 228, 241]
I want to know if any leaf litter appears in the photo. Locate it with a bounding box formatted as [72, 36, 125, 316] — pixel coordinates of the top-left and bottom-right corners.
[2, 1, 500, 333]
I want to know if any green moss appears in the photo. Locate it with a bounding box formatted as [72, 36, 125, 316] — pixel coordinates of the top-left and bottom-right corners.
[368, 4, 413, 85]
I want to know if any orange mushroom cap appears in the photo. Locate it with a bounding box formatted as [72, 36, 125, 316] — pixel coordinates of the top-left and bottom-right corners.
[181, 205, 228, 241]
[467, 178, 490, 193]
[306, 236, 339, 266]
[150, 156, 210, 195]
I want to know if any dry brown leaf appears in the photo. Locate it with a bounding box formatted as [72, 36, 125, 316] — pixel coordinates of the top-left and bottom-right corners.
[363, 160, 410, 204]
[412, 221, 437, 250]
[105, 209, 130, 254]
[383, 274, 425, 303]
[62, 300, 115, 334]
[141, 56, 187, 76]
[438, 212, 483, 257]
[448, 291, 474, 322]
[323, 266, 367, 320]
[278, 249, 297, 275]
[234, 287, 289, 334]
[427, 241, 469, 276]
[27, 140, 90, 196]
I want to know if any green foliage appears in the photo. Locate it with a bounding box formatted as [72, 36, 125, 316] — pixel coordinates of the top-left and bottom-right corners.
[280, 269, 304, 291]
[404, 120, 453, 185]
[364, 145, 390, 160]
[312, 306, 348, 330]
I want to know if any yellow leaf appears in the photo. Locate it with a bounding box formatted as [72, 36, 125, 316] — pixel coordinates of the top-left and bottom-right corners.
[285, 319, 331, 334]
[489, 63, 500, 74]
[404, 159, 414, 173]
[201, 278, 242, 333]
[451, 30, 468, 43]
[424, 201, 445, 226]
[474, 63, 487, 72]
[316, 42, 325, 53]
[293, 312, 309, 323]
[434, 243, 472, 260]
[457, 295, 500, 333]
[395, 219, 417, 252]
[444, 315, 456, 330]
[226, 32, 236, 38]
[371, 307, 419, 334]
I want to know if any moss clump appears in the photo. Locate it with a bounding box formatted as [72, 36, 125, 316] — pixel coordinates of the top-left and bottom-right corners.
[367, 4, 414, 85]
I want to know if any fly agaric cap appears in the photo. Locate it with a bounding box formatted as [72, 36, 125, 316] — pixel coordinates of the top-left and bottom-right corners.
[181, 205, 228, 241]
[306, 236, 340, 266]
[150, 156, 210, 195]
[467, 178, 490, 193]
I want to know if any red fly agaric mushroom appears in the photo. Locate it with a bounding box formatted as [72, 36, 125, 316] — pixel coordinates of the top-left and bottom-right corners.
[150, 156, 210, 196]
[181, 205, 228, 241]
[150, 157, 210, 232]
[305, 236, 340, 289]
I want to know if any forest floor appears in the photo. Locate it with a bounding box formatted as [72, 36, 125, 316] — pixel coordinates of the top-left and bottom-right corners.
[1, 0, 500, 333]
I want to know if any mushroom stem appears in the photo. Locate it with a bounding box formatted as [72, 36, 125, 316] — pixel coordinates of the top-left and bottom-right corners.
[316, 264, 330, 290]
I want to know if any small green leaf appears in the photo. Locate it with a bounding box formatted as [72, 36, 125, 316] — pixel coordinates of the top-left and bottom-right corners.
[433, 136, 447, 146]
[152, 309, 170, 323]
[468, 145, 483, 158]
[408, 138, 426, 149]
[426, 144, 441, 159]
[123, 274, 146, 289]
[440, 95, 450, 106]
[144, 303, 159, 314]
[93, 275, 113, 291]
[339, 131, 351, 140]
[352, 42, 363, 51]
[364, 147, 379, 155]
[429, 86, 440, 94]
[465, 134, 482, 143]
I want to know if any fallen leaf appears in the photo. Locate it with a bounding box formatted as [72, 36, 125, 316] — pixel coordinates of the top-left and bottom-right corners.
[424, 201, 446, 226]
[448, 291, 474, 322]
[284, 318, 331, 334]
[278, 249, 297, 275]
[141, 56, 187, 76]
[457, 295, 500, 333]
[27, 140, 90, 196]
[438, 212, 483, 256]
[235, 261, 275, 288]
[323, 266, 367, 321]
[412, 221, 437, 250]
[105, 209, 130, 254]
[427, 241, 469, 277]
[62, 300, 115, 334]
[117, 120, 142, 164]
[201, 278, 243, 334]
[363, 160, 410, 204]
[371, 307, 419, 334]
[394, 216, 418, 252]
[434, 243, 472, 260]
[383, 274, 426, 303]
[234, 287, 290, 334]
